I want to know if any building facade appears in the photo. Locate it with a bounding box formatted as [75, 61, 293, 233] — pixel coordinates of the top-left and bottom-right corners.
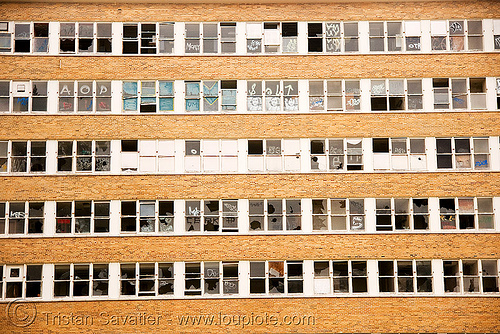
[0, 0, 499, 332]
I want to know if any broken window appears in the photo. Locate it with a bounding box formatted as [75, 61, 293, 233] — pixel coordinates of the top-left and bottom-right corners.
[58, 140, 110, 172]
[56, 200, 109, 234]
[159, 22, 174, 54]
[60, 23, 76, 53]
[185, 199, 237, 233]
[4, 202, 43, 235]
[120, 200, 173, 233]
[122, 80, 172, 113]
[248, 199, 301, 231]
[444, 259, 499, 294]
[250, 261, 302, 295]
[462, 260, 480, 293]
[436, 137, 488, 170]
[313, 260, 368, 294]
[449, 20, 465, 51]
[282, 22, 298, 53]
[312, 198, 365, 232]
[10, 141, 46, 173]
[4, 265, 42, 299]
[309, 80, 360, 112]
[120, 262, 172, 297]
[470, 78, 487, 109]
[440, 198, 456, 229]
[184, 263, 201, 296]
[391, 260, 433, 293]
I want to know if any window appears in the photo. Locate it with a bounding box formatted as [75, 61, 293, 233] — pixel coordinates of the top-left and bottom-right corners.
[138, 140, 176, 173]
[444, 260, 499, 294]
[14, 23, 30, 53]
[5, 81, 48, 112]
[120, 263, 174, 297]
[282, 22, 298, 53]
[184, 262, 238, 296]
[120, 200, 174, 233]
[246, 22, 262, 53]
[54, 264, 109, 297]
[0, 22, 11, 52]
[310, 138, 363, 171]
[313, 260, 368, 294]
[497, 78, 500, 109]
[2, 202, 44, 235]
[186, 23, 236, 54]
[312, 198, 366, 231]
[72, 23, 111, 53]
[405, 21, 421, 51]
[373, 138, 426, 170]
[59, 81, 111, 113]
[59, 23, 76, 53]
[121, 140, 138, 171]
[439, 197, 494, 230]
[184, 80, 236, 112]
[56, 201, 110, 234]
[249, 261, 303, 295]
[375, 198, 429, 231]
[378, 260, 432, 293]
[246, 80, 298, 112]
[4, 265, 42, 299]
[495, 19, 500, 50]
[122, 80, 174, 113]
[185, 200, 238, 232]
[308, 23, 323, 52]
[263, 22, 280, 53]
[248, 199, 301, 231]
[431, 20, 483, 51]
[436, 137, 489, 170]
[308, 80, 361, 112]
[7, 141, 46, 173]
[159, 22, 174, 54]
[247, 139, 300, 172]
[371, 79, 418, 111]
[123, 23, 156, 54]
[57, 140, 111, 172]
[184, 139, 238, 172]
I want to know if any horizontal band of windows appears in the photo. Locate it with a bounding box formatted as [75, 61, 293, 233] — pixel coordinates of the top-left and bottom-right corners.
[0, 137, 499, 174]
[0, 197, 498, 236]
[1, 259, 498, 300]
[0, 78, 499, 114]
[0, 20, 499, 55]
